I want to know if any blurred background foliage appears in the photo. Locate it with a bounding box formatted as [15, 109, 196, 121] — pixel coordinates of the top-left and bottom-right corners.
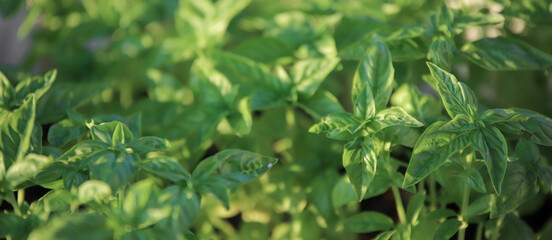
[1, 0, 552, 239]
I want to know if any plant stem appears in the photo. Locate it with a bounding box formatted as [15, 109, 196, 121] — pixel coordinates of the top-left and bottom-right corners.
[382, 142, 407, 224]
[458, 152, 473, 240]
[429, 174, 437, 210]
[391, 185, 407, 224]
[5, 192, 22, 215]
[491, 215, 505, 240]
[475, 223, 483, 240]
[17, 189, 25, 206]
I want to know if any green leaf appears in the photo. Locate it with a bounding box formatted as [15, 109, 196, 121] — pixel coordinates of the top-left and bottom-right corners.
[425, 209, 457, 221]
[481, 108, 552, 146]
[90, 152, 137, 190]
[343, 138, 377, 201]
[77, 180, 112, 203]
[127, 137, 170, 155]
[374, 230, 396, 240]
[27, 213, 113, 240]
[226, 97, 252, 137]
[297, 90, 344, 120]
[229, 37, 293, 63]
[352, 39, 394, 118]
[462, 168, 487, 193]
[47, 117, 86, 147]
[159, 186, 200, 232]
[331, 175, 357, 208]
[470, 127, 508, 194]
[123, 179, 167, 227]
[5, 154, 51, 189]
[461, 37, 552, 70]
[309, 112, 362, 139]
[403, 121, 470, 187]
[112, 122, 134, 147]
[15, 70, 57, 102]
[373, 107, 424, 131]
[137, 157, 190, 183]
[491, 162, 538, 217]
[0, 71, 15, 108]
[198, 179, 230, 209]
[427, 62, 478, 119]
[467, 194, 494, 219]
[406, 190, 426, 224]
[344, 211, 394, 233]
[292, 57, 340, 98]
[440, 114, 475, 132]
[390, 83, 443, 125]
[386, 24, 426, 41]
[433, 219, 461, 240]
[192, 149, 277, 189]
[428, 35, 455, 71]
[0, 95, 36, 171]
[210, 51, 289, 92]
[498, 214, 537, 240]
[454, 13, 504, 28]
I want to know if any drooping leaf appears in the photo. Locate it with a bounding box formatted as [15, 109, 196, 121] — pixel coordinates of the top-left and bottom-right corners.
[491, 162, 538, 217]
[427, 62, 478, 119]
[481, 108, 552, 146]
[192, 149, 277, 189]
[342, 138, 377, 201]
[344, 211, 394, 233]
[352, 39, 394, 118]
[403, 121, 470, 187]
[462, 37, 552, 70]
[462, 167, 487, 193]
[470, 127, 508, 194]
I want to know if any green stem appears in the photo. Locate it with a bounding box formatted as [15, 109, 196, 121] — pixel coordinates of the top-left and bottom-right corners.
[17, 189, 25, 206]
[382, 142, 407, 224]
[429, 174, 437, 210]
[5, 192, 22, 215]
[458, 152, 473, 240]
[475, 223, 483, 240]
[391, 185, 407, 224]
[491, 215, 505, 240]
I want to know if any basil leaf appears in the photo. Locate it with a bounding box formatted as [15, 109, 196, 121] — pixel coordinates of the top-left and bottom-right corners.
[159, 186, 201, 232]
[467, 194, 494, 219]
[77, 180, 112, 203]
[390, 84, 443, 125]
[491, 162, 538, 217]
[470, 127, 508, 194]
[90, 152, 137, 190]
[292, 57, 340, 98]
[5, 154, 51, 189]
[462, 168, 487, 193]
[373, 106, 424, 131]
[0, 72, 15, 108]
[428, 35, 455, 71]
[112, 122, 134, 147]
[192, 150, 277, 189]
[439, 114, 475, 132]
[427, 62, 478, 119]
[352, 39, 394, 119]
[403, 121, 470, 188]
[461, 37, 552, 70]
[433, 219, 461, 240]
[229, 37, 293, 64]
[15, 70, 57, 102]
[344, 211, 394, 233]
[0, 95, 36, 170]
[297, 90, 344, 120]
[127, 137, 170, 155]
[454, 13, 504, 28]
[386, 24, 426, 41]
[309, 112, 362, 137]
[27, 213, 113, 240]
[138, 157, 190, 183]
[481, 108, 552, 146]
[343, 138, 377, 201]
[406, 190, 426, 224]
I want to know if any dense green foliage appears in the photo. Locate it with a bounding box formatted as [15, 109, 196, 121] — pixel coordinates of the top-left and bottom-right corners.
[1, 0, 552, 239]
